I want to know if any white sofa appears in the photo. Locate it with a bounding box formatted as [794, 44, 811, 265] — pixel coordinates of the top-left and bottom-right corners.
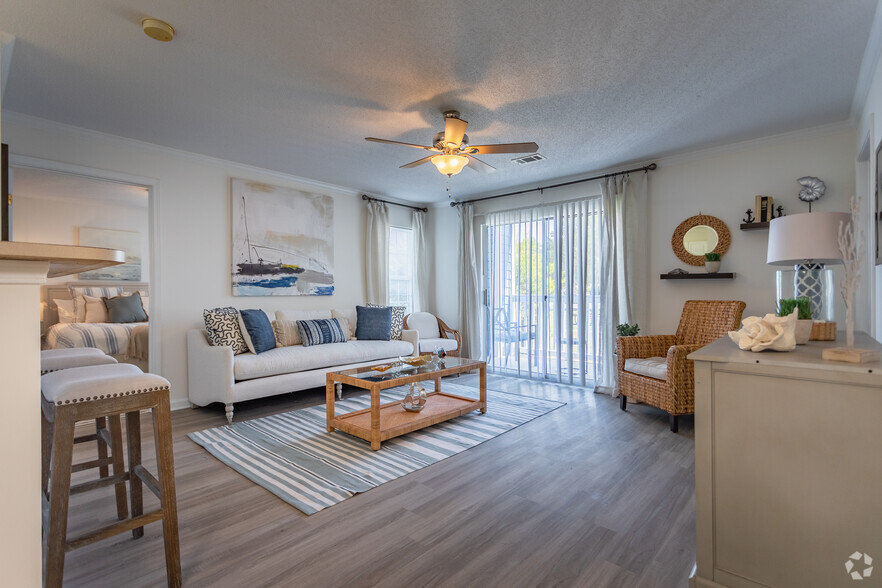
[187, 308, 417, 423]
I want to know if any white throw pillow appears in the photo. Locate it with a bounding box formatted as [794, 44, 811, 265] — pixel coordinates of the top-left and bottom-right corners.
[331, 309, 357, 339]
[84, 294, 109, 323]
[53, 299, 76, 323]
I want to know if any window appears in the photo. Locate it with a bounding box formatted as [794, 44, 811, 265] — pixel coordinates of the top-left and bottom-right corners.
[388, 226, 414, 312]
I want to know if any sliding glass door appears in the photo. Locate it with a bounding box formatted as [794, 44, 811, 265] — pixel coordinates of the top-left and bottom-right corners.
[482, 198, 602, 385]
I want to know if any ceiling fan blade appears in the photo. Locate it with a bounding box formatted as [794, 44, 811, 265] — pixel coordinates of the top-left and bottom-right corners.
[443, 117, 468, 147]
[466, 142, 539, 155]
[365, 137, 439, 151]
[400, 155, 435, 169]
[466, 155, 495, 174]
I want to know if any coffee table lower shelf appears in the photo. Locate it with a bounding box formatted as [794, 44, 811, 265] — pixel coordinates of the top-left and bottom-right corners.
[329, 391, 483, 449]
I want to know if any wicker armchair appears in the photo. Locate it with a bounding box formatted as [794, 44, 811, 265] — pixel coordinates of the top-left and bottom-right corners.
[617, 300, 746, 432]
[403, 312, 461, 357]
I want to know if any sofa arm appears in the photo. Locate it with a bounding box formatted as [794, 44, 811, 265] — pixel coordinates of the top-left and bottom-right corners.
[400, 329, 419, 357]
[187, 329, 235, 407]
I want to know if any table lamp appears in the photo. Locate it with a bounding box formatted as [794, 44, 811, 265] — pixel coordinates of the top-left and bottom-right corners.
[766, 211, 849, 322]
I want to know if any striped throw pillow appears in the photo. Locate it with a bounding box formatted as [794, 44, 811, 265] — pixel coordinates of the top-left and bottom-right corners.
[296, 318, 347, 347]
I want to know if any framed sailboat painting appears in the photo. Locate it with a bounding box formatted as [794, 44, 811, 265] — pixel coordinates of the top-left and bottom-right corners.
[231, 179, 334, 296]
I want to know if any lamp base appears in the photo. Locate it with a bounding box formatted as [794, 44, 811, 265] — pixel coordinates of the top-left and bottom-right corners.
[821, 347, 881, 364]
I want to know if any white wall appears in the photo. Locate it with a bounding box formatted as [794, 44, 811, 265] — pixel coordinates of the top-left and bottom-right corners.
[2, 113, 368, 409]
[10, 175, 150, 285]
[432, 125, 860, 339]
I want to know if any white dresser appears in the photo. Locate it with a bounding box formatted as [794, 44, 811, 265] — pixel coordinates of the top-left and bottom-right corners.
[689, 333, 882, 588]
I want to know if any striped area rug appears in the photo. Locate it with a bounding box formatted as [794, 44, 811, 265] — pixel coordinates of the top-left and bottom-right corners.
[188, 383, 564, 515]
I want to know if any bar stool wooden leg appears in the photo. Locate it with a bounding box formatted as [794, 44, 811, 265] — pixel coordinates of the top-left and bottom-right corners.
[45, 407, 75, 588]
[95, 416, 109, 478]
[41, 408, 52, 500]
[126, 409, 144, 539]
[153, 394, 182, 587]
[107, 414, 128, 520]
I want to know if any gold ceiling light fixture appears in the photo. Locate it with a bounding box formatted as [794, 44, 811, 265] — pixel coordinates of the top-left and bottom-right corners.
[141, 18, 175, 42]
[365, 110, 539, 193]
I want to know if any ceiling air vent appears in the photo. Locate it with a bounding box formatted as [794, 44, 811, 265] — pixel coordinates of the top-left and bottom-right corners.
[513, 153, 545, 165]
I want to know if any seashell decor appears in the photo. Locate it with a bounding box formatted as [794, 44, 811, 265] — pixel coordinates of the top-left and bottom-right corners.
[797, 176, 826, 202]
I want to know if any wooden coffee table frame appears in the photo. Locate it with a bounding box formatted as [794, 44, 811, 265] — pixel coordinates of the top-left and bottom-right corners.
[326, 358, 486, 450]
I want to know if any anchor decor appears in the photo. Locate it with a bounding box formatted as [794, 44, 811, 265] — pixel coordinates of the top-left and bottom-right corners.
[402, 383, 428, 412]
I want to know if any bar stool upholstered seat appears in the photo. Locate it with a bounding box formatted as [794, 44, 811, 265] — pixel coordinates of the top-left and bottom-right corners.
[41, 363, 181, 588]
[40, 347, 118, 374]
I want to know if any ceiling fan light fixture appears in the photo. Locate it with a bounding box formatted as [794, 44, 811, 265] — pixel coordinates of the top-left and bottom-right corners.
[431, 154, 468, 176]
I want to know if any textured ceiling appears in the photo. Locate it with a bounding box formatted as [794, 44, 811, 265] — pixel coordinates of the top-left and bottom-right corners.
[0, 0, 877, 203]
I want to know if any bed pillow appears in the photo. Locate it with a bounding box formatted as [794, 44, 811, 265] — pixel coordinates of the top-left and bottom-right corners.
[297, 318, 347, 347]
[84, 294, 110, 323]
[53, 299, 76, 324]
[355, 305, 392, 341]
[238, 309, 276, 354]
[104, 292, 149, 323]
[70, 286, 122, 320]
[203, 307, 249, 355]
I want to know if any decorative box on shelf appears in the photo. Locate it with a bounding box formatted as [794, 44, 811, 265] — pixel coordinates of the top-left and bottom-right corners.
[809, 321, 836, 341]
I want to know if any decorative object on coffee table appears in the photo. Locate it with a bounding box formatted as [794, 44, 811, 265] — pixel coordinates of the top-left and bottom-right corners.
[822, 195, 880, 363]
[402, 383, 427, 412]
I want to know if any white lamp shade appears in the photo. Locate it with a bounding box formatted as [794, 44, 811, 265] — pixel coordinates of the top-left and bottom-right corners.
[766, 212, 850, 266]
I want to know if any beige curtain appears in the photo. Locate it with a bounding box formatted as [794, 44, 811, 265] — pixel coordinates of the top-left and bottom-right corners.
[364, 200, 389, 305]
[596, 173, 648, 395]
[458, 203, 481, 358]
[412, 209, 429, 312]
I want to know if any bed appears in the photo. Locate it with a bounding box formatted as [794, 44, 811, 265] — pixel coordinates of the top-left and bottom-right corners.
[42, 282, 150, 371]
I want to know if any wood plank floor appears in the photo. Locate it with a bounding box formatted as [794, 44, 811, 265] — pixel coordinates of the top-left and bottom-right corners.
[58, 374, 696, 587]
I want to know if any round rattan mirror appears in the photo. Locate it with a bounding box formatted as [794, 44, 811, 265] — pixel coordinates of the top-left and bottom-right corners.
[672, 214, 730, 266]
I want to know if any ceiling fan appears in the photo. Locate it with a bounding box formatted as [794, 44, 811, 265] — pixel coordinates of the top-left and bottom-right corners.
[365, 110, 539, 178]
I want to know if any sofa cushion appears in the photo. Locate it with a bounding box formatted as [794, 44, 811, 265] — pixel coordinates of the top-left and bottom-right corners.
[355, 305, 392, 341]
[332, 309, 357, 339]
[297, 318, 347, 346]
[204, 307, 249, 355]
[238, 309, 276, 354]
[233, 340, 414, 381]
[418, 338, 458, 353]
[623, 357, 667, 381]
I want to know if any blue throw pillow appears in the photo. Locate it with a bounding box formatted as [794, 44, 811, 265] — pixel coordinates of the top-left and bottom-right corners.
[104, 292, 148, 323]
[238, 309, 277, 354]
[355, 305, 392, 341]
[297, 318, 348, 346]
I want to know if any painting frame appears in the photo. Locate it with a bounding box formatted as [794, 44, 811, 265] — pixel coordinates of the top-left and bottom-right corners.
[78, 227, 142, 281]
[231, 179, 334, 296]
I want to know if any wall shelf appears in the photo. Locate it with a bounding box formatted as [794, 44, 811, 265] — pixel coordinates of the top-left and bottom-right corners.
[740, 222, 769, 230]
[660, 272, 735, 280]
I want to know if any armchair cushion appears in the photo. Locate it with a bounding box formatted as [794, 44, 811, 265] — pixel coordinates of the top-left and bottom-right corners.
[406, 312, 442, 338]
[418, 337, 459, 354]
[623, 357, 666, 380]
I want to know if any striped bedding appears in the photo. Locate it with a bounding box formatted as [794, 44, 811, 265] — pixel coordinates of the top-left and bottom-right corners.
[45, 322, 148, 357]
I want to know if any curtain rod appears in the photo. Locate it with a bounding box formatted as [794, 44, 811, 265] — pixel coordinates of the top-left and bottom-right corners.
[362, 194, 428, 213]
[449, 162, 657, 207]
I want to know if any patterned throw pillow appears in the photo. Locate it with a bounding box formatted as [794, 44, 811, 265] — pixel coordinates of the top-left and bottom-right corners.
[203, 307, 249, 355]
[366, 304, 406, 340]
[297, 318, 348, 347]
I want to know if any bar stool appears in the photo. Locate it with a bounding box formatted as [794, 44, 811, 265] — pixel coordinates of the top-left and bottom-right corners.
[41, 363, 181, 588]
[40, 349, 122, 492]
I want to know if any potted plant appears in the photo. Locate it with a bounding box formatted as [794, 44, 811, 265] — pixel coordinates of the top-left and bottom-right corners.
[777, 296, 813, 344]
[616, 323, 640, 337]
[704, 252, 721, 274]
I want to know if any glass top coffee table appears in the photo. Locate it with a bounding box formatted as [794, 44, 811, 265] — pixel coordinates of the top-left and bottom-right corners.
[325, 357, 487, 450]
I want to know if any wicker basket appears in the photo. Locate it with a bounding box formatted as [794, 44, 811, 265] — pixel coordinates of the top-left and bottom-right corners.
[809, 322, 836, 341]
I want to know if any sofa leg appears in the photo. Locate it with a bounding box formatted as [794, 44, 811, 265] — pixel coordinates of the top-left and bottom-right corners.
[619, 395, 627, 411]
[669, 414, 679, 433]
[225, 403, 234, 425]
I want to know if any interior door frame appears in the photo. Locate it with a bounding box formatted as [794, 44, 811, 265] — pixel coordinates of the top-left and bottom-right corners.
[9, 154, 162, 375]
